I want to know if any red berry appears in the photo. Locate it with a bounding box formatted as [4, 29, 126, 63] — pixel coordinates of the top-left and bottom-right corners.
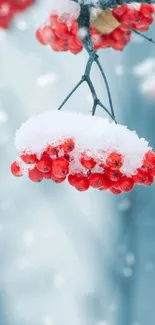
[143, 150, 155, 169]
[55, 22, 69, 39]
[41, 26, 55, 44]
[70, 19, 78, 35]
[49, 14, 58, 26]
[111, 40, 125, 51]
[119, 177, 134, 192]
[0, 2, 15, 29]
[140, 4, 154, 17]
[20, 153, 37, 164]
[43, 171, 52, 179]
[132, 169, 148, 184]
[105, 169, 122, 182]
[110, 187, 122, 195]
[119, 23, 129, 32]
[28, 167, 43, 182]
[36, 155, 52, 172]
[98, 175, 112, 190]
[68, 174, 76, 186]
[80, 154, 96, 169]
[106, 152, 123, 170]
[149, 167, 155, 177]
[10, 0, 34, 11]
[121, 8, 136, 24]
[11, 161, 23, 177]
[36, 28, 46, 45]
[112, 4, 128, 20]
[74, 176, 89, 192]
[68, 35, 83, 53]
[50, 37, 68, 51]
[145, 174, 154, 186]
[61, 138, 75, 153]
[52, 157, 69, 178]
[100, 35, 113, 49]
[44, 145, 58, 156]
[112, 27, 125, 41]
[89, 173, 106, 189]
[68, 173, 82, 186]
[51, 172, 66, 183]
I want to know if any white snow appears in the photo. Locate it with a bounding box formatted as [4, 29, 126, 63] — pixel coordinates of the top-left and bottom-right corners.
[15, 110, 150, 176]
[132, 58, 155, 77]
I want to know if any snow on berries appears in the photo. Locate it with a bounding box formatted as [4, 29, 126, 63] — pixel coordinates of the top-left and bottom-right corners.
[36, 4, 155, 53]
[0, 0, 35, 29]
[10, 110, 155, 195]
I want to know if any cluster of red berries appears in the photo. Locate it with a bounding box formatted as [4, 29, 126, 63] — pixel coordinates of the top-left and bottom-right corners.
[36, 14, 83, 54]
[36, 4, 155, 53]
[10, 138, 155, 195]
[0, 0, 34, 29]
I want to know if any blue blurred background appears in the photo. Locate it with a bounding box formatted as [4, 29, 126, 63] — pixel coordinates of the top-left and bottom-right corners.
[0, 1, 155, 325]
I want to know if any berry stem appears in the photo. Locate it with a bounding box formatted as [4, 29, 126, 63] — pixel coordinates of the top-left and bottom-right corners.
[57, 78, 85, 110]
[95, 57, 116, 121]
[132, 29, 155, 45]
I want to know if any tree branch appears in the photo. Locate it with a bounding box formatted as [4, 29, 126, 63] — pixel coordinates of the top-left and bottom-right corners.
[71, 0, 153, 9]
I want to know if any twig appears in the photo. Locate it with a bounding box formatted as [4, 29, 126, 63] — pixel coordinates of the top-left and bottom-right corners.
[132, 29, 155, 45]
[57, 78, 84, 110]
[95, 57, 116, 121]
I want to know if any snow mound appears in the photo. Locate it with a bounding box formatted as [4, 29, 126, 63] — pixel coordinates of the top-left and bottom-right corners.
[15, 110, 150, 176]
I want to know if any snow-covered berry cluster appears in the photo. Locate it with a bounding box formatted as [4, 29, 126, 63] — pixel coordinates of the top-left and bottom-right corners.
[0, 0, 34, 29]
[10, 110, 155, 195]
[36, 4, 155, 53]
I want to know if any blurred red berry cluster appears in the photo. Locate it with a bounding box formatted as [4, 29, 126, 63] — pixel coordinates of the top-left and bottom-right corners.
[36, 4, 155, 53]
[0, 0, 34, 29]
[10, 139, 155, 195]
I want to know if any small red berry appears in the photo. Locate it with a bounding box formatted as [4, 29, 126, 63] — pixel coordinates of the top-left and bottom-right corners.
[89, 173, 106, 189]
[119, 177, 134, 192]
[28, 167, 43, 182]
[145, 174, 154, 186]
[105, 169, 122, 182]
[110, 187, 122, 195]
[51, 172, 66, 183]
[98, 175, 112, 190]
[80, 154, 96, 169]
[43, 171, 52, 179]
[132, 169, 149, 185]
[20, 153, 37, 164]
[55, 22, 69, 39]
[112, 27, 125, 41]
[36, 28, 46, 45]
[112, 4, 128, 20]
[143, 150, 155, 169]
[70, 19, 78, 35]
[149, 167, 155, 177]
[52, 157, 69, 178]
[74, 176, 89, 192]
[140, 4, 154, 17]
[49, 14, 58, 26]
[11, 161, 23, 177]
[36, 155, 52, 172]
[68, 174, 77, 186]
[41, 26, 55, 44]
[44, 145, 58, 156]
[61, 138, 75, 153]
[106, 152, 123, 170]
